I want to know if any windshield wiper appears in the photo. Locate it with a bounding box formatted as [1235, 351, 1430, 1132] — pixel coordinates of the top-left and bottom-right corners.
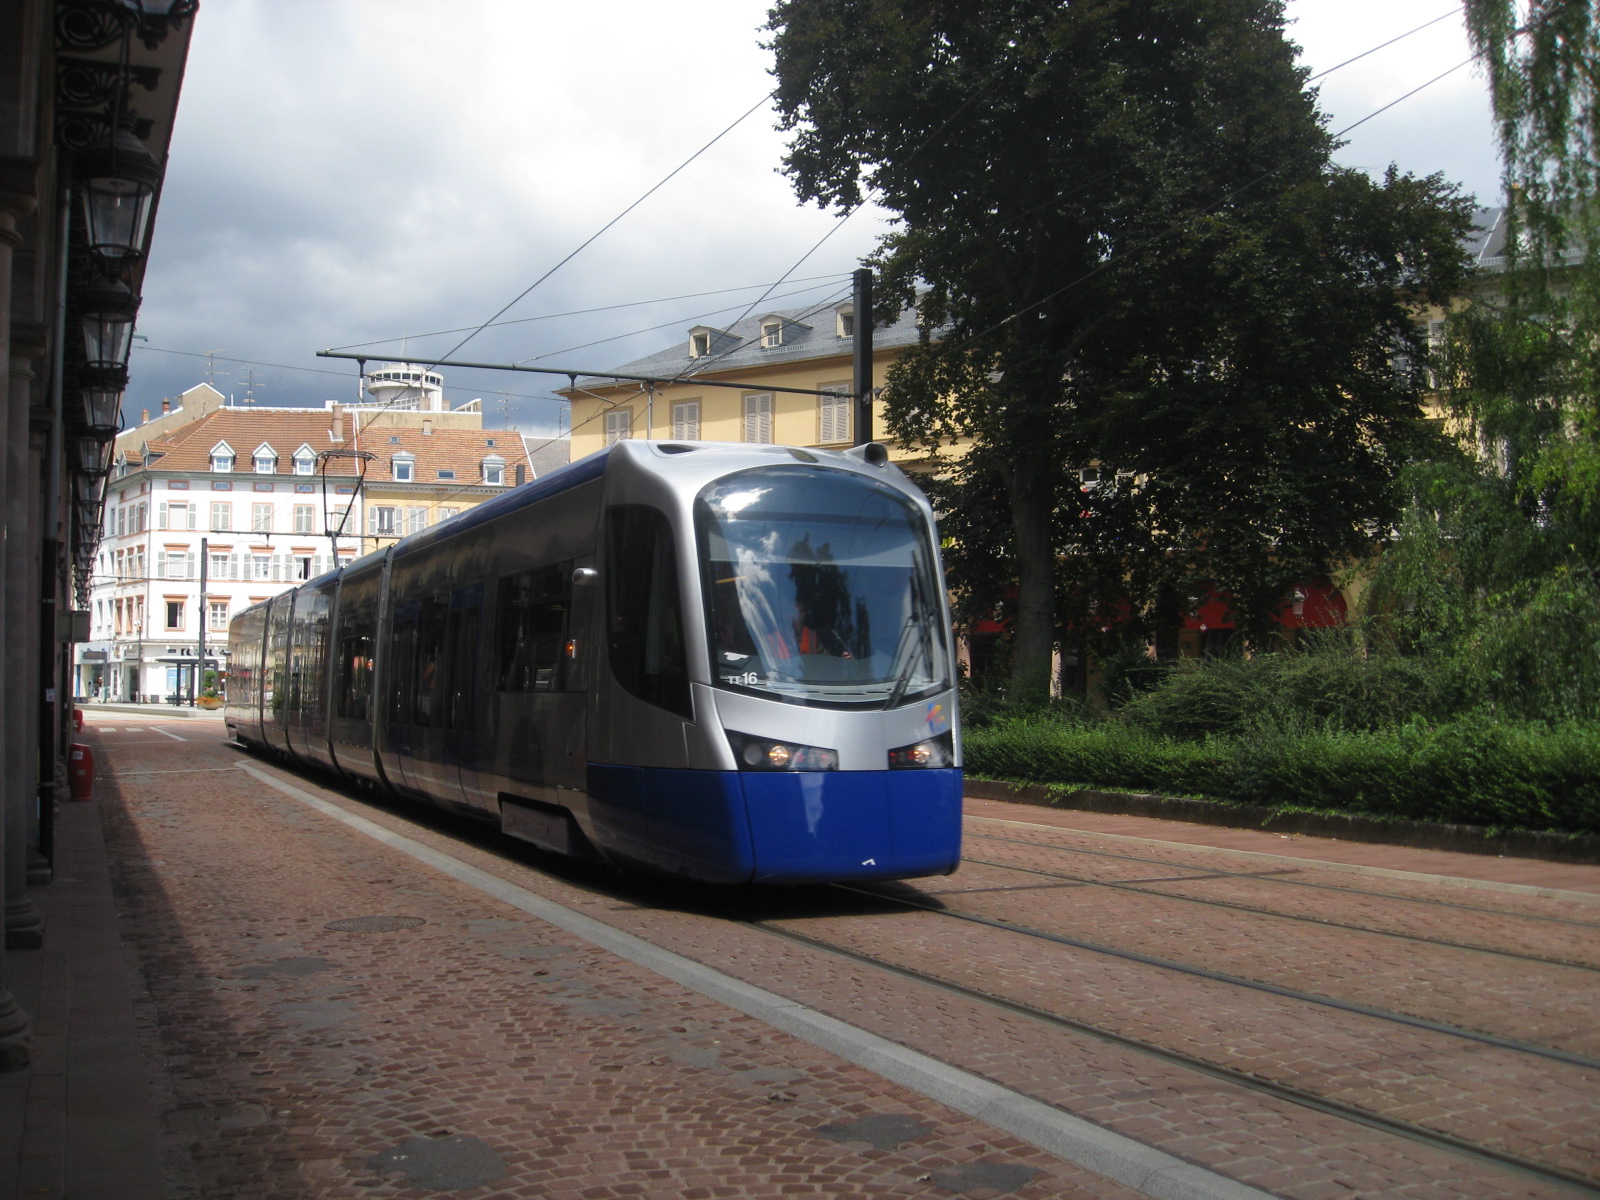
[884, 571, 936, 711]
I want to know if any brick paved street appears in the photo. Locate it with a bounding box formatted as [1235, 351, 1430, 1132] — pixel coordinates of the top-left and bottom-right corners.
[6, 711, 1599, 1199]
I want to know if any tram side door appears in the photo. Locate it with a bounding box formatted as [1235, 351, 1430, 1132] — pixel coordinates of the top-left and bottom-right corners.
[442, 582, 486, 810]
[545, 560, 593, 794]
[493, 561, 587, 800]
[386, 599, 421, 795]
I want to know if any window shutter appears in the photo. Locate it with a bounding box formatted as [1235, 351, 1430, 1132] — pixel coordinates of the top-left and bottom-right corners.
[156, 551, 166, 578]
[819, 391, 849, 444]
[157, 502, 167, 529]
[271, 555, 281, 581]
[744, 393, 773, 443]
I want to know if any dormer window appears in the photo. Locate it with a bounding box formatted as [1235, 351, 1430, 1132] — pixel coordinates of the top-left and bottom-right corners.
[392, 451, 415, 483]
[836, 304, 855, 338]
[761, 319, 783, 349]
[210, 441, 235, 473]
[253, 443, 278, 474]
[482, 455, 506, 486]
[688, 324, 739, 359]
[293, 444, 316, 475]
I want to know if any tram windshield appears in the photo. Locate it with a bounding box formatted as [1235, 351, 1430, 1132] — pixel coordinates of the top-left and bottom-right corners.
[697, 465, 951, 708]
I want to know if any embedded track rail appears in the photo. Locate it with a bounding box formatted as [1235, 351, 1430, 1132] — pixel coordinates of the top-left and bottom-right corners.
[959, 850, 1600, 972]
[740, 884, 1600, 1198]
[967, 828, 1600, 931]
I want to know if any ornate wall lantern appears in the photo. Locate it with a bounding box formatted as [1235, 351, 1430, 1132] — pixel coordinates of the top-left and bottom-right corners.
[77, 122, 162, 262]
[75, 472, 106, 512]
[82, 379, 125, 437]
[77, 432, 115, 478]
[77, 276, 138, 372]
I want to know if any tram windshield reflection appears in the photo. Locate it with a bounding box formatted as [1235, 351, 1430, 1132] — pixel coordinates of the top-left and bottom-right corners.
[697, 466, 950, 708]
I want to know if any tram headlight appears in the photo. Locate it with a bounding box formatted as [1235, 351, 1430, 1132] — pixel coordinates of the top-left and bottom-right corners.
[727, 731, 839, 771]
[887, 731, 954, 769]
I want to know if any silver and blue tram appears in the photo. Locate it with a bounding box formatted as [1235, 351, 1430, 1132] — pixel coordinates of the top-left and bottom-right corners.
[225, 440, 962, 884]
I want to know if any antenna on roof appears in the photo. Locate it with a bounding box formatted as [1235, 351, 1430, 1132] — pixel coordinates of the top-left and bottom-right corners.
[242, 367, 261, 405]
[202, 349, 228, 390]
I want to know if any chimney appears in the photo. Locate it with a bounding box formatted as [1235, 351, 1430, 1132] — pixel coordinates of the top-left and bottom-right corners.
[330, 403, 344, 443]
[161, 399, 171, 414]
[141, 408, 149, 424]
[422, 419, 432, 436]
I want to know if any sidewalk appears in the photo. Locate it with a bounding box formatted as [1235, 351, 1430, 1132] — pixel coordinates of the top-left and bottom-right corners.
[1, 791, 166, 1199]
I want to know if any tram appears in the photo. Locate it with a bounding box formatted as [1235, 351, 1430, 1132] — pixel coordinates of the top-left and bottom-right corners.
[225, 440, 962, 884]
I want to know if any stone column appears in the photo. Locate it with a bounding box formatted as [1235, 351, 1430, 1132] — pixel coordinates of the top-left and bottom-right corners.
[0, 191, 34, 1069]
[5, 260, 46, 956]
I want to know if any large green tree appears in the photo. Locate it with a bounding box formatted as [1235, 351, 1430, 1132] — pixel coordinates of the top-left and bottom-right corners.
[768, 0, 1474, 701]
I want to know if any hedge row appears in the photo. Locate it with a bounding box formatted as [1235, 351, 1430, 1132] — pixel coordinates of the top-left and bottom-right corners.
[963, 714, 1600, 835]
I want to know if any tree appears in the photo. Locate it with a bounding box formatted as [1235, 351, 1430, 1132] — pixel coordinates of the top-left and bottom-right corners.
[768, 0, 1475, 701]
[1466, 0, 1598, 256]
[1362, 1, 1600, 721]
[1456, 0, 1600, 570]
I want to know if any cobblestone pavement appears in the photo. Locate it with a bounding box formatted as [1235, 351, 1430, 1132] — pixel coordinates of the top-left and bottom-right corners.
[24, 714, 1600, 1199]
[86, 718, 1143, 1200]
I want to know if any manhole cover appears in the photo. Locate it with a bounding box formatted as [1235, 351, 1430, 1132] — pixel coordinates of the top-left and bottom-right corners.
[817, 1114, 932, 1150]
[324, 915, 426, 932]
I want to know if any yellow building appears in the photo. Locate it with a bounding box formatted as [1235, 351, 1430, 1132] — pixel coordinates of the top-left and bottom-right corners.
[354, 420, 535, 555]
[558, 302, 929, 461]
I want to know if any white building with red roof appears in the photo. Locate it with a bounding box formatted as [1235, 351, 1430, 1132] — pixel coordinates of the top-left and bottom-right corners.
[77, 370, 542, 703]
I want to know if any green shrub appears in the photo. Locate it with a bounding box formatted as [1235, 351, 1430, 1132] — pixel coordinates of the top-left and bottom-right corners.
[964, 712, 1600, 834]
[1118, 638, 1462, 736]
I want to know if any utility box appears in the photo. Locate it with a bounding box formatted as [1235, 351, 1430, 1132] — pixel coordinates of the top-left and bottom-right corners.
[69, 743, 94, 801]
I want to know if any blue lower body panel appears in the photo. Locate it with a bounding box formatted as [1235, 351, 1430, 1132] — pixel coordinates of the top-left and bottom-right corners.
[586, 765, 963, 884]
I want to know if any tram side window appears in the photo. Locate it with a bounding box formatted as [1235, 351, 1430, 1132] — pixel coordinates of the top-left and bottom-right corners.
[605, 505, 691, 718]
[389, 606, 418, 724]
[412, 594, 448, 727]
[444, 586, 483, 731]
[497, 564, 569, 693]
[335, 609, 375, 720]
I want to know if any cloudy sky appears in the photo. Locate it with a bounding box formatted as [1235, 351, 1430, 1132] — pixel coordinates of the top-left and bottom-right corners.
[127, 0, 1503, 440]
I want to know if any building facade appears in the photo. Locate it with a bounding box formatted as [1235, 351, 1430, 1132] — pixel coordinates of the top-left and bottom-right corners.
[1, 0, 197, 1067]
[558, 301, 931, 462]
[78, 369, 543, 701]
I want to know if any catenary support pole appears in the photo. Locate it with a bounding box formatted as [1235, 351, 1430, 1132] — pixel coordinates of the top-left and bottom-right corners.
[852, 267, 873, 446]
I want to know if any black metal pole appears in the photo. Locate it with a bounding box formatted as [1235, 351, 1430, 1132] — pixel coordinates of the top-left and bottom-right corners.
[852, 267, 873, 445]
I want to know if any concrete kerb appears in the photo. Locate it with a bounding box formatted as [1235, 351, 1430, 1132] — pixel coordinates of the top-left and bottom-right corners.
[77, 702, 224, 720]
[966, 779, 1600, 865]
[238, 761, 1279, 1200]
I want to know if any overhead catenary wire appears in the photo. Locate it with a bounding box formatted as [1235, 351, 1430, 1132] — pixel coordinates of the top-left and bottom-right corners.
[592, 6, 1472, 393]
[321, 273, 853, 354]
[143, 9, 1477, 470]
[417, 90, 779, 373]
[136, 275, 854, 413]
[346, 40, 1486, 487]
[159, 9, 1465, 428]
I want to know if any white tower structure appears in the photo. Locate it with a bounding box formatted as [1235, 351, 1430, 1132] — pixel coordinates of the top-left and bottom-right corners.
[363, 362, 447, 412]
